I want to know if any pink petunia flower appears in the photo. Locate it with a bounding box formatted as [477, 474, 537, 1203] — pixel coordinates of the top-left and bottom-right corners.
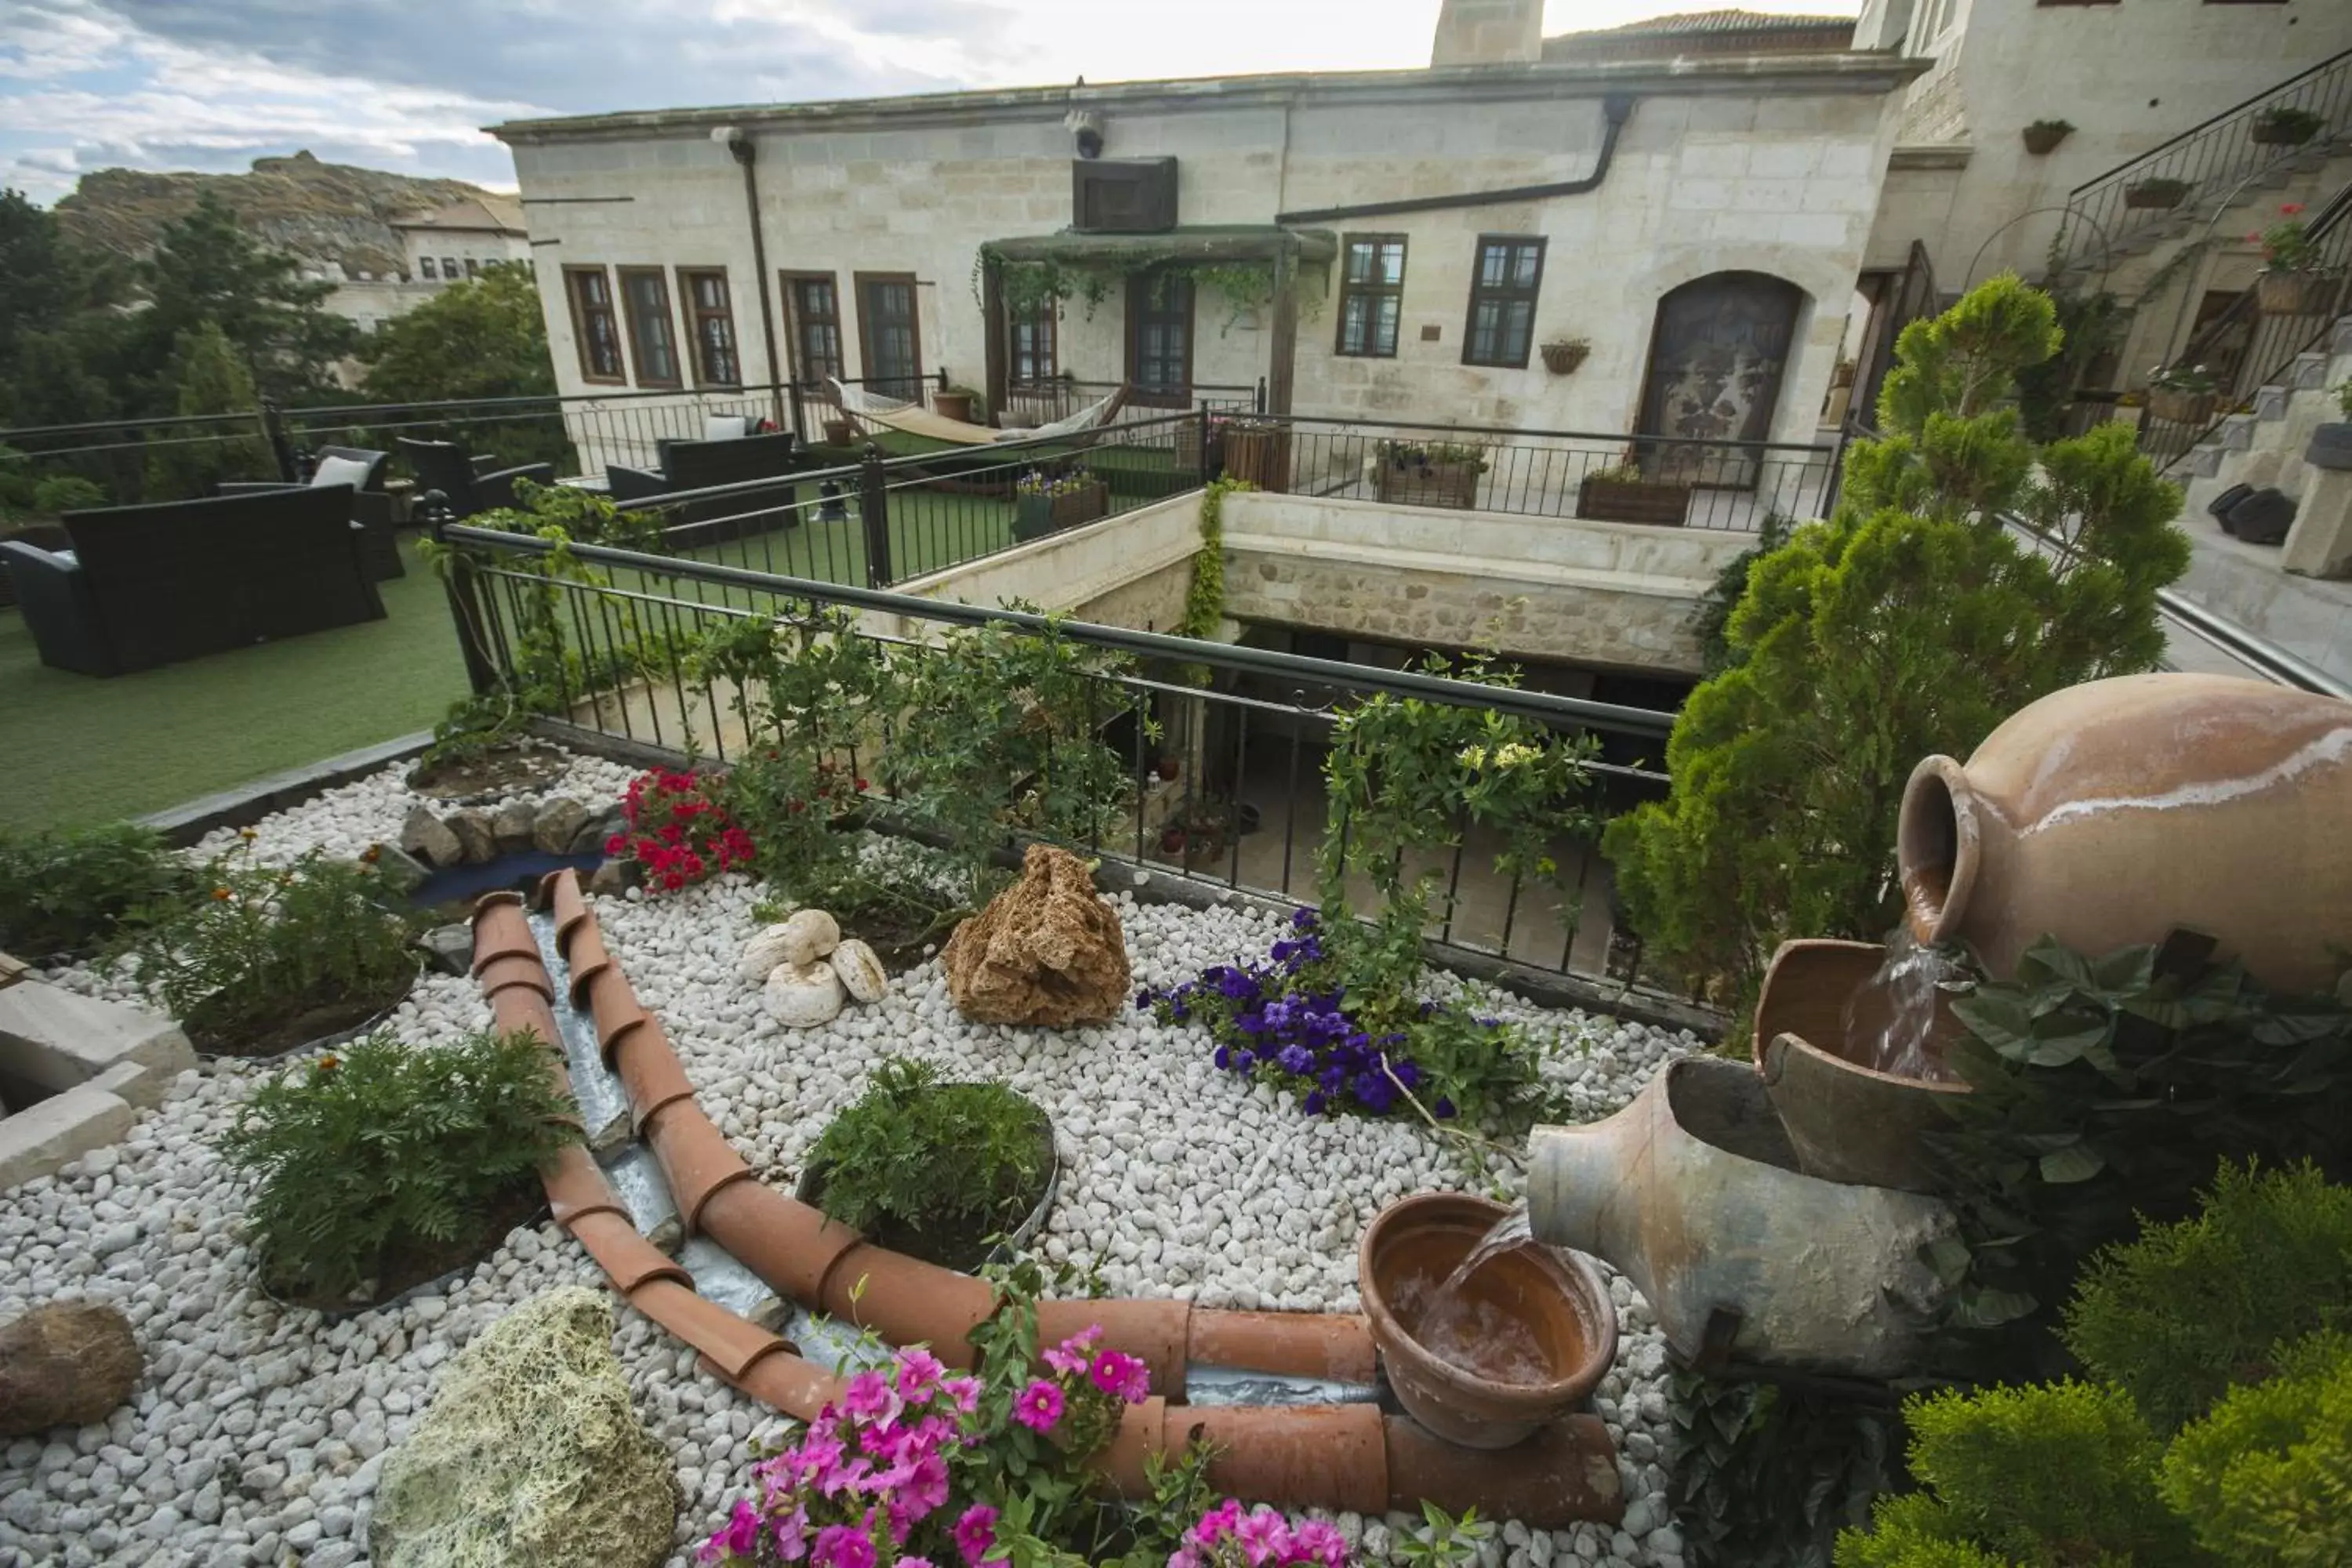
[771, 1504, 812, 1563]
[898, 1450, 950, 1519]
[939, 1374, 983, 1414]
[1088, 1348, 1149, 1403]
[1288, 1519, 1346, 1567]
[813, 1523, 877, 1568]
[953, 1504, 1000, 1566]
[1013, 1378, 1065, 1432]
[895, 1346, 946, 1402]
[1233, 1506, 1290, 1566]
[841, 1369, 901, 1425]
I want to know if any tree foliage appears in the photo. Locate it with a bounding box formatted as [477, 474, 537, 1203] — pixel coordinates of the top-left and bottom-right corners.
[1602, 275, 2189, 1011]
[145, 321, 274, 497]
[360, 261, 554, 405]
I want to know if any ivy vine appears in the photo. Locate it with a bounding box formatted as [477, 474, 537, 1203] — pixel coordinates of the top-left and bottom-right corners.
[1174, 476, 1248, 683]
[974, 246, 1323, 330]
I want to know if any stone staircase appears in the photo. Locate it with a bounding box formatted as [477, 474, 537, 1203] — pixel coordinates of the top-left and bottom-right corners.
[2060, 139, 2352, 303]
[2167, 314, 2352, 688]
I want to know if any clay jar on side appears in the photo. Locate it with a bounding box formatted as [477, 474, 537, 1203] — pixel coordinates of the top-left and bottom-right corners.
[1357, 1192, 1615, 1450]
[1899, 673, 2352, 993]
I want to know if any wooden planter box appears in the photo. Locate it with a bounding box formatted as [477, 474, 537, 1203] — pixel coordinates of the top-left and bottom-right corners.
[1220, 426, 1291, 493]
[2124, 182, 2189, 211]
[1014, 481, 1109, 541]
[1375, 459, 1482, 510]
[2255, 270, 2343, 318]
[2146, 387, 2220, 426]
[1577, 477, 1692, 526]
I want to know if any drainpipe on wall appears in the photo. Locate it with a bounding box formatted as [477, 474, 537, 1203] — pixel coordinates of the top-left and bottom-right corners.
[1272, 94, 1636, 225]
[719, 125, 788, 430]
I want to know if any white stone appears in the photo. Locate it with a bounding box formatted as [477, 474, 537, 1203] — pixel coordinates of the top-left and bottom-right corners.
[764, 961, 847, 1029]
[779, 909, 841, 967]
[828, 939, 888, 1004]
[736, 922, 801, 985]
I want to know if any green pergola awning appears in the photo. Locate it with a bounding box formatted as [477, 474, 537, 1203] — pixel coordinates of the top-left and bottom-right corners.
[982, 225, 1338, 267]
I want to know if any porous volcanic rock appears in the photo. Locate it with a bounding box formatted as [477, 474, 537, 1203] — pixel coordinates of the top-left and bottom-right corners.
[942, 844, 1130, 1026]
[0, 1301, 143, 1437]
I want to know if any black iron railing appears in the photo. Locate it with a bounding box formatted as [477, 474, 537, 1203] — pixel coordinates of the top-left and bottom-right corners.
[2059, 46, 2352, 276]
[1227, 414, 1838, 534]
[432, 521, 1681, 989]
[2137, 177, 2352, 471]
[607, 410, 1209, 590]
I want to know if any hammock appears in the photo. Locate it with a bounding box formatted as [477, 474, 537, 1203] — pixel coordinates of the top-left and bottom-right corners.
[826, 379, 1127, 446]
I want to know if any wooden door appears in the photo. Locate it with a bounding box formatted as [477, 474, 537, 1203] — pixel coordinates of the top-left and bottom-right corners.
[1636, 271, 1806, 488]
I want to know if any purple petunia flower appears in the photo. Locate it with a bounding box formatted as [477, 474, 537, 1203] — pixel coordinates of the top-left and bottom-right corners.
[1276, 1044, 1313, 1074]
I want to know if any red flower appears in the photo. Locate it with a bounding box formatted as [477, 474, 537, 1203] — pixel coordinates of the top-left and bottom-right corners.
[2281, 202, 2306, 216]
[662, 870, 686, 890]
[604, 833, 627, 856]
[658, 824, 684, 846]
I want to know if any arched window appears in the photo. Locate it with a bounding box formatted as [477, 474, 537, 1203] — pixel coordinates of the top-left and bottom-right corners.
[1636, 270, 1807, 488]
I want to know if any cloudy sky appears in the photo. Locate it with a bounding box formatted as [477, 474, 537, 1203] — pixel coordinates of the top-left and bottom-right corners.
[0, 0, 1855, 204]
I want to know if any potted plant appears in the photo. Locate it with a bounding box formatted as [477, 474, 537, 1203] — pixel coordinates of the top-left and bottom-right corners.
[2022, 119, 2074, 155]
[2249, 105, 2325, 147]
[1576, 459, 1693, 526]
[798, 1058, 1056, 1271]
[932, 384, 983, 424]
[2145, 362, 2222, 426]
[2124, 176, 2191, 210]
[2251, 205, 2343, 316]
[1373, 437, 1487, 510]
[220, 1028, 576, 1309]
[1215, 415, 1291, 492]
[1013, 466, 1109, 540]
[1539, 337, 1592, 376]
[2307, 378, 2352, 472]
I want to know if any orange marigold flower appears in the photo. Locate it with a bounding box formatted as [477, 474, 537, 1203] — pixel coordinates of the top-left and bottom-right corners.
[211, 886, 232, 901]
[361, 844, 382, 863]
[316, 1054, 339, 1072]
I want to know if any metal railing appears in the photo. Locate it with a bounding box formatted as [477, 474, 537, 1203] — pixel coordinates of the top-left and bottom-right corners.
[2137, 176, 2352, 471]
[605, 409, 1210, 590]
[1225, 413, 1838, 534]
[432, 521, 1680, 988]
[2059, 46, 2352, 275]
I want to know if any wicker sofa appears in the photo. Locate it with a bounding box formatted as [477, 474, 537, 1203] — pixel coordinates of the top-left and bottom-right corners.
[606, 429, 800, 543]
[0, 487, 385, 677]
[217, 445, 403, 580]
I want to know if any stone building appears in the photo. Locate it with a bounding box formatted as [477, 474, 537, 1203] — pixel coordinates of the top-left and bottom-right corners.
[390, 195, 532, 286]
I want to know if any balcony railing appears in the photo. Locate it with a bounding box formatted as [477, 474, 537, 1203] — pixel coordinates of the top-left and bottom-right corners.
[431, 521, 1686, 1001]
[2058, 46, 2352, 276]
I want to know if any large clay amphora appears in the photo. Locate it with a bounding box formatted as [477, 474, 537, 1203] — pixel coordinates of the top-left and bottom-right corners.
[1898, 673, 2352, 993]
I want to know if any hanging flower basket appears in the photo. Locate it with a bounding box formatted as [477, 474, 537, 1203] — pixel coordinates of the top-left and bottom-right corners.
[1539, 339, 1592, 376]
[2255, 270, 2343, 318]
[2146, 387, 2221, 426]
[2022, 122, 2073, 155]
[2124, 179, 2190, 211]
[2249, 107, 2325, 147]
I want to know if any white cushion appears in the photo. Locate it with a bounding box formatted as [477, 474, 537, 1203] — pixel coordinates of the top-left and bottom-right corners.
[703, 415, 750, 442]
[311, 455, 375, 491]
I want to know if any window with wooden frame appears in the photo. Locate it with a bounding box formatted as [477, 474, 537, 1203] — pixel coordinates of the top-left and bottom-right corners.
[1011, 301, 1058, 384]
[419, 256, 437, 280]
[780, 271, 845, 385]
[617, 267, 681, 388]
[1335, 234, 1406, 358]
[464, 257, 480, 278]
[677, 268, 741, 387]
[855, 272, 924, 401]
[1461, 236, 1546, 369]
[562, 265, 625, 383]
[1125, 272, 1194, 406]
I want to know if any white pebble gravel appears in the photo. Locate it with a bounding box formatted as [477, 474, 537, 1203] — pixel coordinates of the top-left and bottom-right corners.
[1, 755, 1694, 1568]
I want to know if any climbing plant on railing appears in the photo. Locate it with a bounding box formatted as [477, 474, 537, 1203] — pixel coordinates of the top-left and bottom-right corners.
[1174, 477, 1249, 684]
[975, 247, 1323, 327]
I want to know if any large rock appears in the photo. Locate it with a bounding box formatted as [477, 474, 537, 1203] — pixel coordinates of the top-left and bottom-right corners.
[943, 844, 1130, 1026]
[0, 1301, 143, 1437]
[492, 798, 537, 854]
[399, 805, 463, 869]
[532, 798, 591, 855]
[445, 809, 498, 865]
[369, 1287, 676, 1568]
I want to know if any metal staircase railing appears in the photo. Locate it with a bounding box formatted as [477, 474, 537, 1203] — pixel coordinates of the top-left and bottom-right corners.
[2137, 175, 2352, 472]
[2057, 47, 2352, 277]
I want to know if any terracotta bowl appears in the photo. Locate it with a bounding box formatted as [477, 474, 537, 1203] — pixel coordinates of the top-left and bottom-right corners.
[1752, 938, 1972, 1195]
[1358, 1192, 1616, 1450]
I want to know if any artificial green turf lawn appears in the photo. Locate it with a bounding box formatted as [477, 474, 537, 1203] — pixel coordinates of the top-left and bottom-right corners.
[0, 535, 471, 832]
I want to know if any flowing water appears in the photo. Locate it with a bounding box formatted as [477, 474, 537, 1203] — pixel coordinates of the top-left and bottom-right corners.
[1394, 1205, 1556, 1386]
[1844, 926, 1965, 1083]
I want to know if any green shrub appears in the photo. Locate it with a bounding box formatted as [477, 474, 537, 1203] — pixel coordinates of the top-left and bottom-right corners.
[30, 474, 105, 514]
[220, 1028, 576, 1300]
[1604, 276, 2187, 1014]
[2063, 1162, 2352, 1435]
[808, 1058, 1051, 1261]
[1835, 1380, 2194, 1568]
[0, 822, 192, 959]
[2159, 1331, 2352, 1568]
[130, 844, 418, 1051]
